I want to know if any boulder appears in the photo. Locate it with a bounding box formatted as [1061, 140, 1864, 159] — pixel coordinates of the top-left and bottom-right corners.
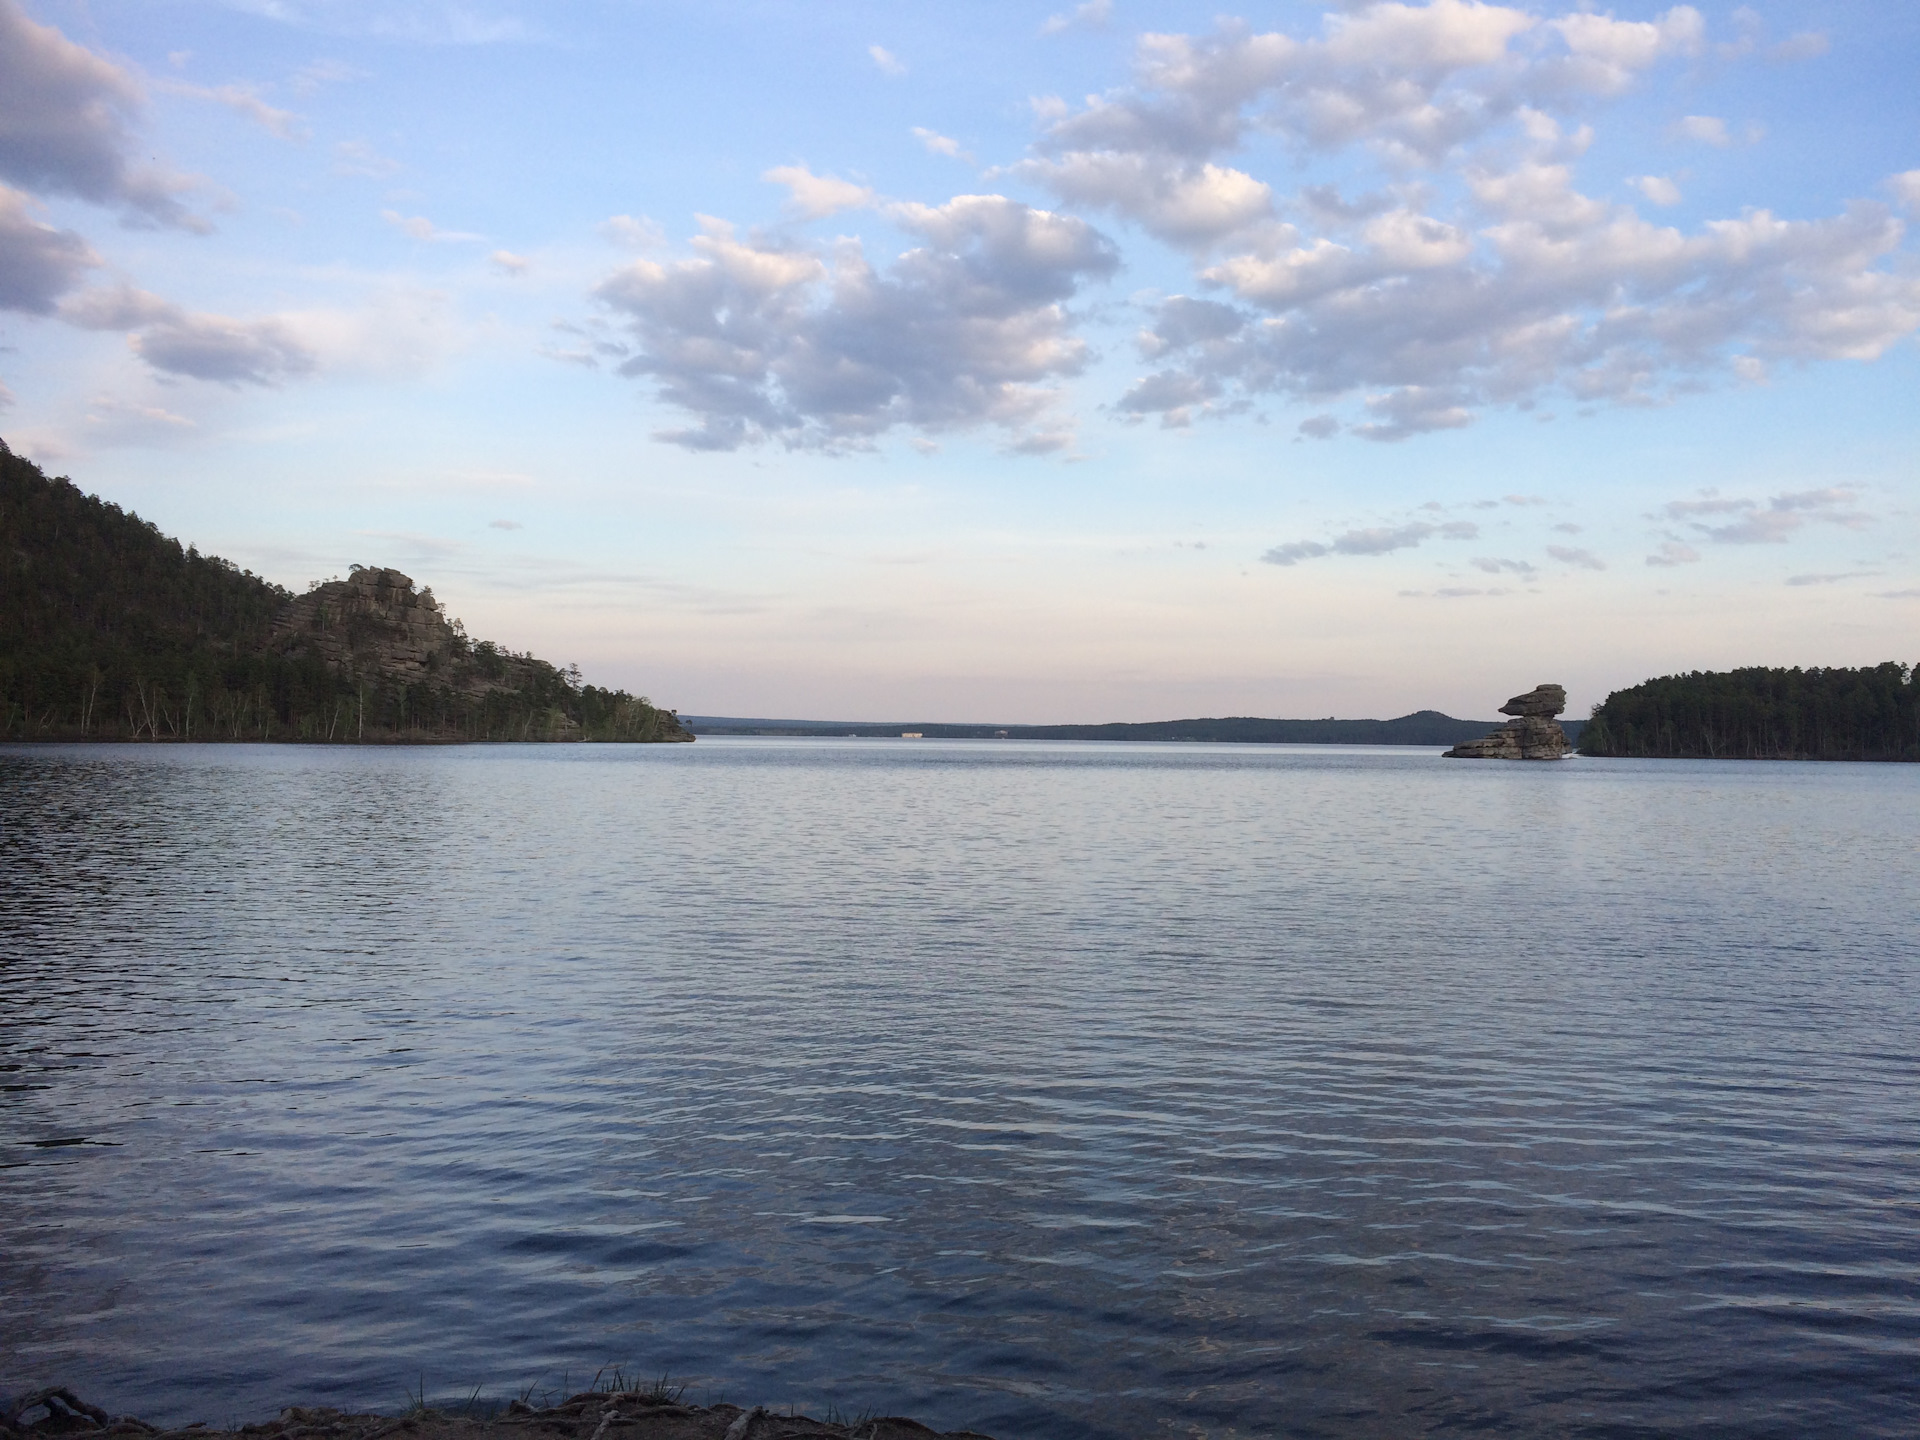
[1444, 683, 1572, 760]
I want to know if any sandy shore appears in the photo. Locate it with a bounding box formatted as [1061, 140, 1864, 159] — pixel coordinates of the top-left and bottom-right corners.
[1, 1389, 996, 1440]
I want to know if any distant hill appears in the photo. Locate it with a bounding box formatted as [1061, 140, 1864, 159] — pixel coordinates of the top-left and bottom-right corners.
[684, 710, 1553, 746]
[0, 439, 690, 743]
[1581, 665, 1918, 761]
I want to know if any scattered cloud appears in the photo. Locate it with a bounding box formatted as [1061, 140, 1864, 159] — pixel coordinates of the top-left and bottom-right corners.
[1400, 586, 1511, 599]
[1262, 518, 1477, 566]
[0, 0, 205, 227]
[1546, 544, 1605, 569]
[1471, 556, 1536, 575]
[869, 45, 906, 77]
[333, 139, 399, 177]
[1873, 588, 1920, 600]
[1042, 0, 1113, 37]
[1888, 171, 1920, 215]
[601, 214, 666, 250]
[1672, 114, 1731, 147]
[1646, 540, 1701, 566]
[592, 197, 1119, 451]
[58, 281, 453, 386]
[0, 184, 100, 312]
[1785, 571, 1868, 586]
[490, 250, 529, 275]
[83, 395, 196, 444]
[382, 209, 484, 243]
[290, 59, 366, 95]
[1633, 174, 1682, 206]
[488, 519, 523, 530]
[1768, 32, 1828, 62]
[912, 128, 969, 161]
[763, 165, 874, 220]
[1007, 6, 1920, 438]
[1298, 414, 1338, 439]
[1552, 522, 1583, 534]
[1662, 486, 1872, 544]
[158, 80, 306, 140]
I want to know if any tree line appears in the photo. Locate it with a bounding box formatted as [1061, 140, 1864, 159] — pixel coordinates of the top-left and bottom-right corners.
[1579, 664, 1920, 761]
[0, 440, 688, 743]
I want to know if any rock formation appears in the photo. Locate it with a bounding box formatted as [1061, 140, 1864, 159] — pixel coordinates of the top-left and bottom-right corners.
[273, 567, 469, 688]
[1443, 684, 1572, 760]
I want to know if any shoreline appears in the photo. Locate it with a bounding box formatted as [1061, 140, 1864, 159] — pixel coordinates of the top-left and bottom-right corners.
[2, 1389, 995, 1440]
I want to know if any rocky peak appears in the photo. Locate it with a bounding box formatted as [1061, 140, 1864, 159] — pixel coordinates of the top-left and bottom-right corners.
[1445, 683, 1572, 760]
[273, 565, 463, 686]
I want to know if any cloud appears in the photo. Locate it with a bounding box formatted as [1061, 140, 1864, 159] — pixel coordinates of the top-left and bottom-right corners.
[601, 214, 666, 250]
[592, 197, 1119, 451]
[0, 0, 204, 227]
[1042, 0, 1112, 37]
[1785, 572, 1867, 587]
[869, 45, 906, 77]
[1298, 414, 1338, 439]
[1672, 114, 1730, 147]
[1633, 174, 1682, 206]
[1546, 544, 1605, 569]
[1888, 171, 1920, 215]
[1016, 153, 1271, 246]
[135, 313, 318, 385]
[158, 80, 305, 140]
[912, 128, 968, 161]
[1120, 186, 1920, 433]
[0, 184, 99, 312]
[763, 165, 874, 220]
[83, 395, 196, 444]
[1646, 541, 1700, 566]
[382, 209, 484, 242]
[488, 519, 523, 530]
[56, 282, 445, 387]
[1767, 32, 1828, 62]
[333, 139, 399, 177]
[1471, 555, 1536, 575]
[1004, 6, 1919, 438]
[1662, 486, 1872, 544]
[290, 59, 366, 95]
[1261, 518, 1477, 565]
[490, 250, 529, 275]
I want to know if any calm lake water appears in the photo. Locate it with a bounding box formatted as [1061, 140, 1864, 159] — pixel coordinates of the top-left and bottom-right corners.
[2, 739, 1917, 1439]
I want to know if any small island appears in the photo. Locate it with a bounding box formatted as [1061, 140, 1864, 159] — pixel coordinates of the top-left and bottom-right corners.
[1443, 684, 1572, 760]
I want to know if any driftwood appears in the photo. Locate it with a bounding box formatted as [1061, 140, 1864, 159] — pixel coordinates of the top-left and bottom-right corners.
[0, 1393, 993, 1440]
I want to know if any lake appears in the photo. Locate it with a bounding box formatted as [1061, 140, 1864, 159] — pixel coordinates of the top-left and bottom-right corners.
[2, 739, 1916, 1439]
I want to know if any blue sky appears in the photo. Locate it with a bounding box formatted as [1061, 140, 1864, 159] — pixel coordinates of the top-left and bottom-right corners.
[3, 0, 1916, 721]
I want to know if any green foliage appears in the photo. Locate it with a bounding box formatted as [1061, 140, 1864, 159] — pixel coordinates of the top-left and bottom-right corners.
[1580, 664, 1920, 761]
[0, 439, 688, 744]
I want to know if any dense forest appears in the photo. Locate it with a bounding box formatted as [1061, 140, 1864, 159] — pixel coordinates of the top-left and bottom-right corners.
[1580, 665, 1919, 761]
[0, 439, 689, 743]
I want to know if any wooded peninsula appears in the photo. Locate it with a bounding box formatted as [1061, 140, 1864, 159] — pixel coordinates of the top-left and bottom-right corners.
[0, 441, 691, 744]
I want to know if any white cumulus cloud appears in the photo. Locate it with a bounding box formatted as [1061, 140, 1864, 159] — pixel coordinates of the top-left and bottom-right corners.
[592, 198, 1120, 452]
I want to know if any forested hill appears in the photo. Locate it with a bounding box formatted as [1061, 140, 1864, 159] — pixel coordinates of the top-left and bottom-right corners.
[1580, 665, 1919, 761]
[0, 440, 690, 743]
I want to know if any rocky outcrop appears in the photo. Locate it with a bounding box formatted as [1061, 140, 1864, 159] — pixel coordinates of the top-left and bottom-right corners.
[274, 567, 472, 688]
[269, 565, 694, 743]
[1443, 684, 1572, 760]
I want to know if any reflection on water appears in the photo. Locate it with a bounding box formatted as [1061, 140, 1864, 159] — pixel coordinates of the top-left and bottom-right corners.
[2, 740, 1917, 1439]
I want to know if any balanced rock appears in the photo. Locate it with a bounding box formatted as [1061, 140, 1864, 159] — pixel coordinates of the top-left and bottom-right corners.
[1444, 683, 1571, 760]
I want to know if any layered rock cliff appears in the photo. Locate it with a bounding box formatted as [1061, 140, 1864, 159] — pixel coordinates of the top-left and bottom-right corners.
[1443, 684, 1572, 760]
[274, 566, 530, 698]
